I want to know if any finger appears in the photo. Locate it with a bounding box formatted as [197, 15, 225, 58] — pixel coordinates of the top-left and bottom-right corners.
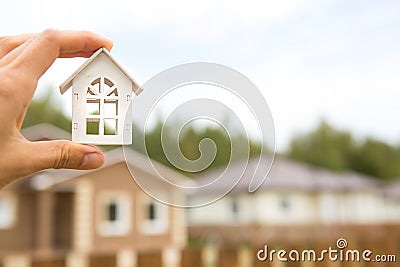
[9, 29, 113, 83]
[0, 36, 34, 67]
[0, 33, 36, 58]
[57, 30, 113, 56]
[26, 140, 105, 172]
[59, 51, 100, 58]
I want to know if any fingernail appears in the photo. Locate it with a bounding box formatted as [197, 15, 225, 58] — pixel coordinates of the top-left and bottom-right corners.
[80, 153, 104, 169]
[81, 144, 102, 154]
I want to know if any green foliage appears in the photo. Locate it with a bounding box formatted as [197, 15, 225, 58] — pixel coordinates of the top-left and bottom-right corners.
[23, 88, 262, 176]
[25, 88, 400, 181]
[288, 122, 354, 171]
[287, 121, 400, 180]
[351, 139, 400, 180]
[141, 119, 262, 176]
[86, 121, 100, 135]
[22, 87, 71, 131]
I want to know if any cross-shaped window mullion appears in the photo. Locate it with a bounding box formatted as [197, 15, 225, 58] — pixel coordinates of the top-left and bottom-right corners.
[99, 77, 106, 136]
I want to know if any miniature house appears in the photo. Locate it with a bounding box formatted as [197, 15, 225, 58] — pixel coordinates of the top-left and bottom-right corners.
[60, 48, 141, 145]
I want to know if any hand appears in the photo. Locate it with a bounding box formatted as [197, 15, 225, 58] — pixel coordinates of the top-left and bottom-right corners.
[0, 29, 113, 188]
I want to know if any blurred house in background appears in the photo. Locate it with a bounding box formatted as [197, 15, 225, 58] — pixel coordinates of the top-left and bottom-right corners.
[384, 181, 400, 223]
[188, 156, 400, 245]
[0, 124, 186, 267]
[1, 123, 400, 267]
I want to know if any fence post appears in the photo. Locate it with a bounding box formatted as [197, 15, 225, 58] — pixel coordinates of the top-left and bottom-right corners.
[66, 253, 88, 267]
[162, 247, 180, 267]
[117, 250, 137, 267]
[202, 244, 218, 267]
[238, 245, 253, 267]
[3, 254, 31, 267]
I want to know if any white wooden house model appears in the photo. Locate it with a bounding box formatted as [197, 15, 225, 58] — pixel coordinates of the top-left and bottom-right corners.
[59, 48, 141, 145]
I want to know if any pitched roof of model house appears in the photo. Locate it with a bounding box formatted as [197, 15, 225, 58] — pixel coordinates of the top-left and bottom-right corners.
[59, 48, 141, 95]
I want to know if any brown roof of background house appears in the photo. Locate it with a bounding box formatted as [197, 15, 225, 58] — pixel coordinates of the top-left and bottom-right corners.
[21, 123, 71, 141]
[189, 156, 383, 196]
[384, 180, 400, 200]
[24, 147, 190, 192]
[12, 124, 189, 192]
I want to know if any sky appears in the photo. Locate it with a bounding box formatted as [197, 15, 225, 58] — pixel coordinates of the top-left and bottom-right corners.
[2, 0, 400, 151]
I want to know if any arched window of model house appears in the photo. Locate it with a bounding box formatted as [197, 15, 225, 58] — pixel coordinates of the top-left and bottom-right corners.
[86, 77, 118, 135]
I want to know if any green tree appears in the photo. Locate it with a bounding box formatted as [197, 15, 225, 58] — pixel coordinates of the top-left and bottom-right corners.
[142, 119, 262, 176]
[22, 86, 71, 131]
[22, 87, 263, 176]
[287, 120, 400, 181]
[288, 122, 354, 171]
[351, 139, 400, 180]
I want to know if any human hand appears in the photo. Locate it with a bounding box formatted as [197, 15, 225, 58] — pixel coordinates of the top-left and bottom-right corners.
[0, 29, 113, 188]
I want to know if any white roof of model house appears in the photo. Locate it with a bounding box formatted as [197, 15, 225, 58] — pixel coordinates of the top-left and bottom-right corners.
[59, 48, 141, 95]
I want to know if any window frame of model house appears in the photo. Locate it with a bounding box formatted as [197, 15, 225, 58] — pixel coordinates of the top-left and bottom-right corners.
[86, 76, 119, 136]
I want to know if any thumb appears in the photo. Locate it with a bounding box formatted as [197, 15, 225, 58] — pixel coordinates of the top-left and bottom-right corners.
[27, 140, 104, 171]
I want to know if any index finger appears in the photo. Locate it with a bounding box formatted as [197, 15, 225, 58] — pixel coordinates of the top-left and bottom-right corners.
[9, 29, 113, 83]
[0, 33, 36, 58]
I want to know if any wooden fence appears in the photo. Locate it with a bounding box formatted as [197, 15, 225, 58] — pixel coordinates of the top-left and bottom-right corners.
[137, 251, 163, 267]
[7, 238, 397, 267]
[1, 224, 399, 267]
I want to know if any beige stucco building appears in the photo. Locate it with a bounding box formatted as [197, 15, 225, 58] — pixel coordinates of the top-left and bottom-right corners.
[0, 124, 187, 267]
[187, 156, 400, 245]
